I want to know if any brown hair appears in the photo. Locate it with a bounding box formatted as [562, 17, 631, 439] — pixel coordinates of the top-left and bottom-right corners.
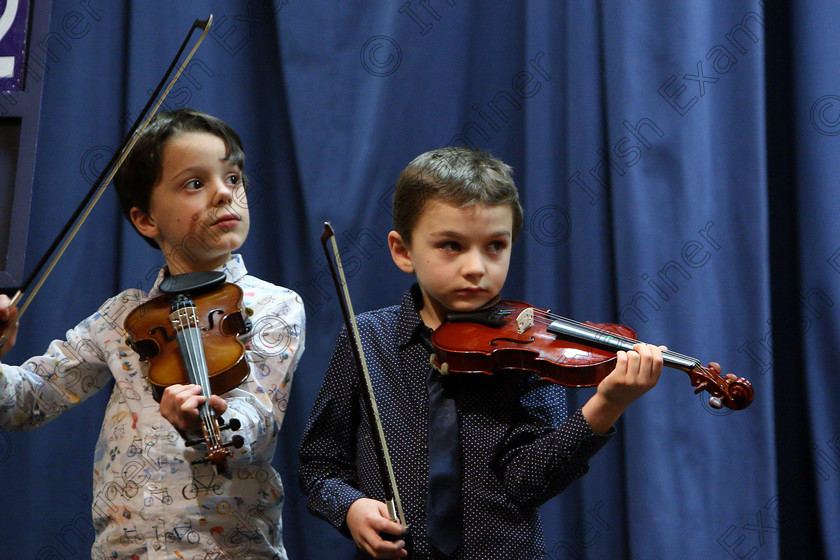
[393, 146, 523, 244]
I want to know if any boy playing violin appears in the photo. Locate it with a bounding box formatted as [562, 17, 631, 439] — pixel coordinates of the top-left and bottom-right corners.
[298, 146, 663, 559]
[0, 109, 305, 558]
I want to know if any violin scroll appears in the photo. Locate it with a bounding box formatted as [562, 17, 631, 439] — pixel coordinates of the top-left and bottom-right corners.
[687, 361, 754, 411]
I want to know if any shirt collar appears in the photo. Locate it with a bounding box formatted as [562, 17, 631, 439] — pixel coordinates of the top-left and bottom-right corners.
[396, 283, 431, 348]
[148, 254, 247, 297]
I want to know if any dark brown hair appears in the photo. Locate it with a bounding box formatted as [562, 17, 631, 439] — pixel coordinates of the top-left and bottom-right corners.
[393, 146, 523, 244]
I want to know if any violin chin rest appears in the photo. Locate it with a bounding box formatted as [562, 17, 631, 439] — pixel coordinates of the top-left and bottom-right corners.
[160, 271, 226, 295]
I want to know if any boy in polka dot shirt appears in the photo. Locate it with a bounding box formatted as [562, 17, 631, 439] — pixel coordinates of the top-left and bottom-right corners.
[299, 147, 663, 559]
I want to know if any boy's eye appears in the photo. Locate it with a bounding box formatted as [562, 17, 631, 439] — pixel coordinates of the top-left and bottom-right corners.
[185, 179, 203, 190]
[227, 174, 240, 186]
[439, 241, 461, 252]
[487, 240, 508, 253]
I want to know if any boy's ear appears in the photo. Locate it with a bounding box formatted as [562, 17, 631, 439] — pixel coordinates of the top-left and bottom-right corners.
[388, 231, 414, 274]
[129, 206, 159, 239]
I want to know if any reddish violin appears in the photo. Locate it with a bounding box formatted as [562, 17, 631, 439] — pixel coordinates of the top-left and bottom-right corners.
[430, 300, 754, 410]
[124, 271, 248, 472]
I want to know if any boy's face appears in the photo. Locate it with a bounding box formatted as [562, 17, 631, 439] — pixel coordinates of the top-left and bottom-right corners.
[130, 132, 250, 273]
[389, 200, 513, 329]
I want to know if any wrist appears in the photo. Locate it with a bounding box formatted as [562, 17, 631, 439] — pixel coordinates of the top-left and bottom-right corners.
[581, 392, 628, 434]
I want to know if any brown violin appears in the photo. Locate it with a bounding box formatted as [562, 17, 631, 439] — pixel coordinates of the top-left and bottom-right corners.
[124, 271, 249, 472]
[430, 300, 754, 411]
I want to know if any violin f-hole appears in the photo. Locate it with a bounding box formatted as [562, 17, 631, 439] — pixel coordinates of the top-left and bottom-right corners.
[489, 336, 536, 347]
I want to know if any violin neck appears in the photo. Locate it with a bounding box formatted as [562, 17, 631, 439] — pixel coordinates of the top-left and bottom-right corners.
[545, 318, 699, 371]
[171, 304, 216, 422]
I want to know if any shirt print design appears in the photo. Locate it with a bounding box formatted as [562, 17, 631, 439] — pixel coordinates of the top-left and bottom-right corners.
[0, 255, 305, 559]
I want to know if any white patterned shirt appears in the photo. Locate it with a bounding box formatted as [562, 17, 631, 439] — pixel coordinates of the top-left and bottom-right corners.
[0, 254, 305, 559]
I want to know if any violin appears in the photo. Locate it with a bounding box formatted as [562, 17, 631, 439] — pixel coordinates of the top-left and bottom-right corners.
[430, 300, 754, 411]
[124, 271, 249, 472]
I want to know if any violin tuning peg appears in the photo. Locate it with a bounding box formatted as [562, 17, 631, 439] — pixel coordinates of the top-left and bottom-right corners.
[693, 382, 708, 395]
[708, 396, 723, 409]
[220, 418, 241, 432]
[184, 438, 203, 448]
[230, 435, 245, 449]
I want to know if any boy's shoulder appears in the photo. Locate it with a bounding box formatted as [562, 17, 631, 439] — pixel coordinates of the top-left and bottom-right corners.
[238, 273, 297, 298]
[356, 303, 401, 325]
[238, 274, 305, 320]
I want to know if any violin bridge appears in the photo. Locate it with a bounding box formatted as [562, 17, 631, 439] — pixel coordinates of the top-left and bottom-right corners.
[516, 307, 535, 334]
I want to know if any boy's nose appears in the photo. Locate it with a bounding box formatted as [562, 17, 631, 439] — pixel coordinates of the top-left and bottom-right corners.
[461, 249, 486, 278]
[211, 180, 235, 206]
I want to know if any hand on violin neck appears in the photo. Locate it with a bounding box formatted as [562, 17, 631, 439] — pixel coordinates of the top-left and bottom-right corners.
[581, 343, 665, 434]
[0, 295, 19, 359]
[160, 383, 228, 433]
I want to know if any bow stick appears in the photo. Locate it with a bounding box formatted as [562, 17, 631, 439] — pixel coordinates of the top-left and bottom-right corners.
[0, 15, 214, 349]
[320, 222, 408, 531]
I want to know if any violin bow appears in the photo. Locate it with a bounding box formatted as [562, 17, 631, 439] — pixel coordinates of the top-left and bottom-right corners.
[0, 15, 214, 349]
[320, 222, 408, 529]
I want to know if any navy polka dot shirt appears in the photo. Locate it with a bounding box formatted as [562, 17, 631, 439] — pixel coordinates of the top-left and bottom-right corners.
[299, 285, 614, 559]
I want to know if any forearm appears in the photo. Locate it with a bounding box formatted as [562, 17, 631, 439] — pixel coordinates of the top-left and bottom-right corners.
[581, 391, 627, 434]
[299, 464, 366, 534]
[499, 408, 614, 508]
[0, 339, 110, 430]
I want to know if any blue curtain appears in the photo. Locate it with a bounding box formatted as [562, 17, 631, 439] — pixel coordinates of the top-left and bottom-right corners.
[1, 1, 837, 558]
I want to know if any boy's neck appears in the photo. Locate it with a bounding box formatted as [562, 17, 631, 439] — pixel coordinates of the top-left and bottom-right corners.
[163, 251, 232, 276]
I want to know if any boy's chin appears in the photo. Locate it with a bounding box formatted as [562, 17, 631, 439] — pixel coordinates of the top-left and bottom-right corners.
[445, 295, 497, 314]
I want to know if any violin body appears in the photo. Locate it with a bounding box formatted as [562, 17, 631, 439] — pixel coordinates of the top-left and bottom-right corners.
[124, 271, 249, 472]
[432, 301, 635, 388]
[125, 280, 249, 402]
[431, 300, 754, 411]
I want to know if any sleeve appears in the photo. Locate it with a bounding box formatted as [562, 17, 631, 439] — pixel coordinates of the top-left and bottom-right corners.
[213, 288, 306, 465]
[298, 328, 367, 535]
[494, 376, 615, 509]
[0, 301, 116, 430]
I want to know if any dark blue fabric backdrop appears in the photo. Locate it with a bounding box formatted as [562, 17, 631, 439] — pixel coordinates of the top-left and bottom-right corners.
[1, 1, 837, 558]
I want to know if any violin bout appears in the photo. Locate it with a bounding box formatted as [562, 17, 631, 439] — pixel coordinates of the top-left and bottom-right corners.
[124, 276, 250, 402]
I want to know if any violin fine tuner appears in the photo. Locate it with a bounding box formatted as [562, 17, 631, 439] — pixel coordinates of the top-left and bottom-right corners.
[184, 416, 245, 465]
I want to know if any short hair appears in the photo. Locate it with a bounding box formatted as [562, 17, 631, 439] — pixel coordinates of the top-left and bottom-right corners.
[113, 108, 246, 249]
[393, 146, 523, 244]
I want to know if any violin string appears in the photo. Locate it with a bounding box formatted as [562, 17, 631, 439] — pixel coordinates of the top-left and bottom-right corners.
[178, 305, 220, 447]
[190, 305, 222, 447]
[506, 307, 750, 404]
[508, 306, 701, 366]
[519, 308, 730, 390]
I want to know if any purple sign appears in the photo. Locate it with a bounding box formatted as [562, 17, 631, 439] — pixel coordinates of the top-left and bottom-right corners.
[0, 0, 30, 92]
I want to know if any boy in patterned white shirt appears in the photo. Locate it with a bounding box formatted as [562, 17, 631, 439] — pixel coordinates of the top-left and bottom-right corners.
[0, 109, 305, 559]
[299, 146, 663, 559]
